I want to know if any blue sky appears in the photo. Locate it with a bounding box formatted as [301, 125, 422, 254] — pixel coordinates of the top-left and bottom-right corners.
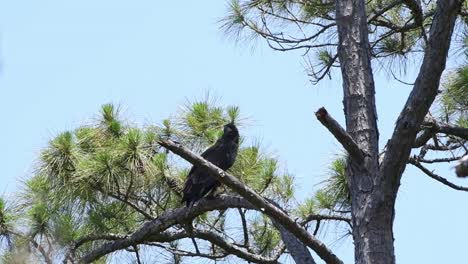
[1, 1, 467, 263]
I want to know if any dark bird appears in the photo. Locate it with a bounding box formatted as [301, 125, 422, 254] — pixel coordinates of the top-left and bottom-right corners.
[182, 122, 239, 207]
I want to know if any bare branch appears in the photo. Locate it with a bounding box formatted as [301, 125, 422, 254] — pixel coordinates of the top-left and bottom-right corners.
[416, 156, 463, 164]
[315, 107, 367, 162]
[63, 234, 125, 264]
[152, 227, 285, 262]
[433, 122, 468, 140]
[308, 54, 339, 84]
[106, 191, 154, 220]
[133, 245, 142, 264]
[413, 128, 435, 148]
[424, 143, 463, 151]
[402, 0, 428, 41]
[238, 208, 249, 248]
[273, 220, 316, 264]
[78, 195, 256, 263]
[408, 157, 468, 191]
[302, 214, 352, 229]
[148, 242, 229, 260]
[153, 229, 281, 264]
[265, 198, 316, 264]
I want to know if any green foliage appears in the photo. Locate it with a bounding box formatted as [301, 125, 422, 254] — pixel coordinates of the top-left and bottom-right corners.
[2, 100, 265, 261]
[251, 216, 281, 256]
[100, 104, 123, 137]
[230, 146, 276, 192]
[315, 157, 350, 211]
[41, 131, 78, 182]
[182, 101, 226, 144]
[0, 198, 15, 246]
[439, 54, 468, 129]
[317, 50, 334, 66]
[272, 174, 295, 202]
[220, 0, 246, 38]
[1, 248, 31, 264]
[458, 117, 468, 128]
[2, 99, 350, 262]
[295, 198, 317, 219]
[221, 0, 436, 82]
[227, 105, 240, 122]
[442, 67, 468, 117]
[302, 0, 334, 20]
[28, 202, 50, 238]
[52, 214, 79, 246]
[85, 202, 138, 234]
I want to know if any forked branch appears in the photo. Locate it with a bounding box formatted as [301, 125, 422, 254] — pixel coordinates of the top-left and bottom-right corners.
[381, 0, 463, 189]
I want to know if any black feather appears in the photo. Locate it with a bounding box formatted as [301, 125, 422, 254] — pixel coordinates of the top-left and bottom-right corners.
[181, 122, 239, 207]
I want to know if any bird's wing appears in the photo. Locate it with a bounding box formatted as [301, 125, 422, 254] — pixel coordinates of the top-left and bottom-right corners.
[183, 142, 219, 185]
[200, 141, 221, 159]
[182, 166, 219, 204]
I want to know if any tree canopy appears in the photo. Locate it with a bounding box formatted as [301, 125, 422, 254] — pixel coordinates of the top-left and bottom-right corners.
[0, 101, 353, 263]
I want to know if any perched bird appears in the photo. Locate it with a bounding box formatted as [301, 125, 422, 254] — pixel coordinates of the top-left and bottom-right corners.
[182, 122, 239, 207]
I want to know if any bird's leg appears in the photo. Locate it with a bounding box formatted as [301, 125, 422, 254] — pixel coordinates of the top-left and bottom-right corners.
[205, 185, 222, 200]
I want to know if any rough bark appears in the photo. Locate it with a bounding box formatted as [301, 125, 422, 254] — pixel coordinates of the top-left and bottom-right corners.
[421, 120, 468, 141]
[333, 1, 463, 264]
[335, 0, 389, 263]
[274, 223, 316, 264]
[267, 199, 316, 264]
[315, 107, 367, 162]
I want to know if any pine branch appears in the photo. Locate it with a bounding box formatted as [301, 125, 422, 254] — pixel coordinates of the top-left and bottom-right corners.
[152, 229, 281, 264]
[408, 157, 468, 191]
[158, 140, 343, 264]
[63, 234, 125, 264]
[315, 107, 367, 162]
[78, 195, 255, 263]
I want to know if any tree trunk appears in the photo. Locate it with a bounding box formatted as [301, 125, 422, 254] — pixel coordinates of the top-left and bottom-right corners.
[335, 0, 396, 263]
[335, 0, 462, 263]
[350, 177, 396, 263]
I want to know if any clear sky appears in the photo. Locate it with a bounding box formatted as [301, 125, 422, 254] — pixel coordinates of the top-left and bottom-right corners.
[1, 1, 467, 263]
